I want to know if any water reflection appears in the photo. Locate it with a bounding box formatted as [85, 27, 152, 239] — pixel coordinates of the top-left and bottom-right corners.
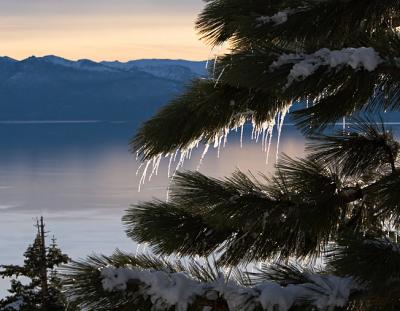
[0, 122, 305, 212]
[0, 122, 306, 295]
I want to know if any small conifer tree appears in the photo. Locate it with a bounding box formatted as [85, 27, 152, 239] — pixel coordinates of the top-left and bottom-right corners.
[0, 217, 74, 311]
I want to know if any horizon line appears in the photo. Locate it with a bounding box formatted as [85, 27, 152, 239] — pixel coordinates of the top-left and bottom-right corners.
[1, 54, 208, 63]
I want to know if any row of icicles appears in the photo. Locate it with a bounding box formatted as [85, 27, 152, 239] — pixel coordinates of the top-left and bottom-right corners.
[135, 105, 291, 192]
[135, 47, 347, 192]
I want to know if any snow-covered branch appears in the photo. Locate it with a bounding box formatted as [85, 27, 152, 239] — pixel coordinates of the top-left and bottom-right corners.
[256, 10, 296, 26]
[101, 267, 358, 311]
[270, 47, 383, 86]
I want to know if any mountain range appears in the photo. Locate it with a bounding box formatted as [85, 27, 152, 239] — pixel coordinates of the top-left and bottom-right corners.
[1, 56, 399, 124]
[0, 56, 207, 122]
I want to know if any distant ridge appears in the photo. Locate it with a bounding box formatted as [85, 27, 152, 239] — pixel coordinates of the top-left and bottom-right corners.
[0, 56, 207, 122]
[1, 55, 207, 78]
[101, 59, 207, 76]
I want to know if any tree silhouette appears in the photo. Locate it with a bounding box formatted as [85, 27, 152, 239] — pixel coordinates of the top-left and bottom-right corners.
[0, 217, 76, 311]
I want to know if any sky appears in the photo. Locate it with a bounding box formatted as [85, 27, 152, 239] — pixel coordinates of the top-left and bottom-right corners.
[0, 0, 211, 61]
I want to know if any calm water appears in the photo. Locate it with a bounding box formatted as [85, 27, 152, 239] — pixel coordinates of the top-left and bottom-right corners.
[0, 121, 306, 295]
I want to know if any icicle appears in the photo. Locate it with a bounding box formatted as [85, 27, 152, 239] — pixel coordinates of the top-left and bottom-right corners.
[135, 162, 144, 176]
[261, 127, 266, 151]
[173, 149, 179, 162]
[167, 153, 174, 178]
[135, 102, 295, 191]
[211, 132, 224, 158]
[166, 174, 175, 203]
[275, 111, 283, 163]
[135, 146, 144, 161]
[205, 47, 214, 71]
[154, 154, 162, 176]
[223, 127, 229, 148]
[265, 123, 274, 164]
[255, 128, 260, 143]
[168, 149, 181, 178]
[262, 128, 267, 152]
[148, 157, 156, 181]
[275, 106, 289, 162]
[212, 54, 218, 79]
[188, 147, 193, 159]
[148, 154, 162, 181]
[197, 143, 210, 171]
[214, 67, 226, 87]
[240, 124, 244, 148]
[213, 133, 220, 148]
[138, 160, 151, 192]
[251, 118, 258, 141]
[175, 152, 186, 173]
[254, 125, 261, 143]
[217, 135, 223, 158]
[170, 137, 204, 177]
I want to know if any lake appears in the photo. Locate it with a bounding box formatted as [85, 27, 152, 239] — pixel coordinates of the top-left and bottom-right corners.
[0, 121, 308, 296]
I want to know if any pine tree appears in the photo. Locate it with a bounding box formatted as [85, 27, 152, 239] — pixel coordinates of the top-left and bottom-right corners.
[63, 1, 400, 310]
[0, 217, 74, 311]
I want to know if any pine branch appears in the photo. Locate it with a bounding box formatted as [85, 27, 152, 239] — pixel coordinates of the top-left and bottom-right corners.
[307, 116, 399, 176]
[269, 155, 341, 203]
[123, 200, 234, 257]
[364, 172, 400, 221]
[126, 135, 400, 266]
[68, 1, 400, 309]
[131, 79, 285, 161]
[327, 232, 400, 309]
[328, 232, 400, 285]
[250, 262, 318, 286]
[132, 41, 400, 158]
[61, 251, 359, 311]
[196, 0, 400, 51]
[125, 162, 350, 265]
[61, 252, 162, 311]
[0, 265, 27, 278]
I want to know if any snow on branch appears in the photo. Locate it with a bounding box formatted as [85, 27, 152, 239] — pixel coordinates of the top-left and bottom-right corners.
[255, 4, 317, 27]
[270, 47, 383, 87]
[101, 267, 358, 311]
[256, 10, 295, 26]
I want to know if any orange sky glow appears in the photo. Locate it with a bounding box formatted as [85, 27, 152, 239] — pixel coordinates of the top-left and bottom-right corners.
[0, 1, 212, 61]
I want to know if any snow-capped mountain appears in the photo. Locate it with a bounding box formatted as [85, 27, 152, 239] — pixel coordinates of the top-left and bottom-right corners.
[42, 56, 117, 73]
[34, 55, 207, 80]
[101, 59, 207, 79]
[0, 56, 207, 121]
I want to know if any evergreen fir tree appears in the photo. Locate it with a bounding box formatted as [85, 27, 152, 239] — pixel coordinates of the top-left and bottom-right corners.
[63, 1, 400, 310]
[0, 217, 74, 311]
